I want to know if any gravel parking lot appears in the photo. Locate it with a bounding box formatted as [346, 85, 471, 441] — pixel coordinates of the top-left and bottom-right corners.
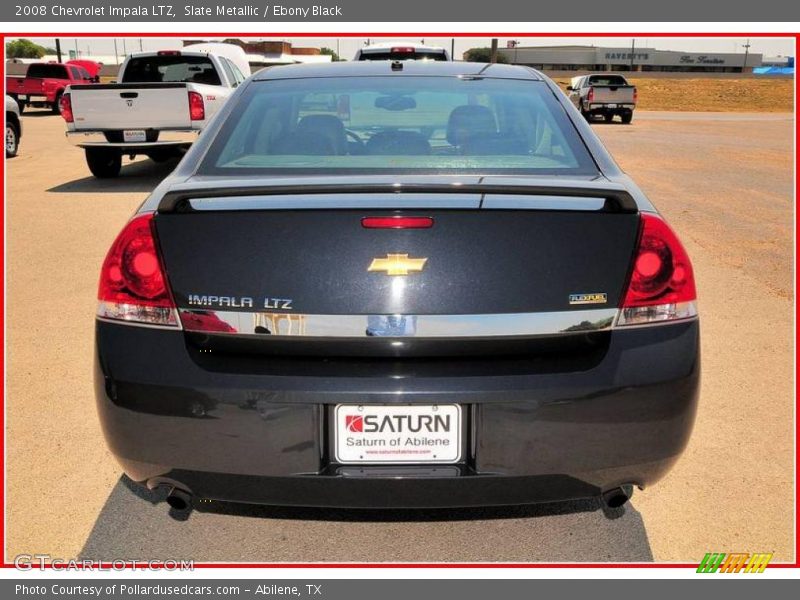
[4, 109, 794, 563]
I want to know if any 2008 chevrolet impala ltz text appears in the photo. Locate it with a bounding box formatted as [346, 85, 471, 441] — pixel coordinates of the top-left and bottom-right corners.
[94, 61, 700, 513]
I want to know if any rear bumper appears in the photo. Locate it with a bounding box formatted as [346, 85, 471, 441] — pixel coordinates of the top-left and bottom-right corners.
[95, 319, 700, 508]
[588, 104, 635, 113]
[18, 94, 51, 104]
[66, 130, 199, 149]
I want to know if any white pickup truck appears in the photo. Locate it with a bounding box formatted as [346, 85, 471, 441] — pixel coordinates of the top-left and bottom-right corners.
[61, 44, 250, 178]
[567, 74, 637, 124]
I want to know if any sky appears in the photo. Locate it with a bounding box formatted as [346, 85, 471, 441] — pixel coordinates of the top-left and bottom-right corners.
[12, 36, 796, 62]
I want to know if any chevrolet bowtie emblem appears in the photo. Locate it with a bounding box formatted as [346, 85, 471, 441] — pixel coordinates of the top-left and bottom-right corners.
[368, 254, 428, 276]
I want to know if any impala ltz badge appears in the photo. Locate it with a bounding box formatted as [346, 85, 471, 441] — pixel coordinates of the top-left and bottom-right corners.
[187, 294, 293, 310]
[368, 254, 428, 276]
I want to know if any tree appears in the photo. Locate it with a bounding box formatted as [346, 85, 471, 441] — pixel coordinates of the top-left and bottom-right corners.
[463, 47, 509, 64]
[5, 39, 47, 59]
[319, 47, 342, 62]
[44, 47, 58, 55]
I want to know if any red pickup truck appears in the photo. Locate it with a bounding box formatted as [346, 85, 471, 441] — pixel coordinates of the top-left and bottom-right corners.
[7, 61, 99, 114]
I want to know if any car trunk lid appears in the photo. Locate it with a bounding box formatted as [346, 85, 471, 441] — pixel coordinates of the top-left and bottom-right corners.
[151, 181, 640, 356]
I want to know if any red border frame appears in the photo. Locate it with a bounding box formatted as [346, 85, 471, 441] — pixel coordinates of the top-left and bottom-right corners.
[1, 30, 797, 571]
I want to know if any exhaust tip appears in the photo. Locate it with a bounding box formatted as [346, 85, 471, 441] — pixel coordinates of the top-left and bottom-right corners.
[166, 487, 192, 512]
[601, 486, 632, 509]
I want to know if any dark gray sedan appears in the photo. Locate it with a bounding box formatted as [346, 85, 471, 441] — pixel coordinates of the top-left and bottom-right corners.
[94, 61, 699, 513]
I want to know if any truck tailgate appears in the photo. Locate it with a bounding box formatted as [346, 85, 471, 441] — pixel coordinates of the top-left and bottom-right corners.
[69, 83, 192, 130]
[591, 85, 636, 104]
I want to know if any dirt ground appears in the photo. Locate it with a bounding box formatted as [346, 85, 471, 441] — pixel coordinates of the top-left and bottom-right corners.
[3, 110, 795, 564]
[553, 77, 795, 112]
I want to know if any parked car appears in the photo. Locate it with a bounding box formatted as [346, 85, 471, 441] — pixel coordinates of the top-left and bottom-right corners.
[6, 61, 99, 114]
[355, 41, 451, 61]
[61, 44, 250, 178]
[567, 74, 637, 123]
[5, 95, 21, 157]
[94, 61, 699, 514]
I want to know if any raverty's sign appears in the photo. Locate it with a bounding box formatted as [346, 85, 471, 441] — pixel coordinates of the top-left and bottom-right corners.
[605, 52, 651, 60]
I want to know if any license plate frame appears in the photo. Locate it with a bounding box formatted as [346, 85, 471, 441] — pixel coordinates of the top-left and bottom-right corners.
[333, 404, 462, 465]
[607, 103, 618, 108]
[123, 129, 147, 143]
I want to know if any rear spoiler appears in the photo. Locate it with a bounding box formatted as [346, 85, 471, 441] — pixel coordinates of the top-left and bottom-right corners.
[157, 184, 638, 214]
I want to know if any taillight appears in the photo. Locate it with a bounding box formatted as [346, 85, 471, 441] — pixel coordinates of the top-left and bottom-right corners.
[157, 50, 181, 56]
[60, 93, 73, 122]
[587, 88, 594, 103]
[97, 213, 179, 327]
[362, 216, 434, 229]
[188, 91, 205, 121]
[633, 87, 638, 104]
[391, 47, 415, 54]
[617, 213, 697, 326]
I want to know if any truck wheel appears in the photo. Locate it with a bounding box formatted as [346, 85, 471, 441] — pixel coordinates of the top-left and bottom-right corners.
[52, 92, 63, 115]
[6, 120, 19, 158]
[86, 148, 122, 178]
[579, 103, 592, 122]
[621, 112, 633, 124]
[604, 113, 614, 123]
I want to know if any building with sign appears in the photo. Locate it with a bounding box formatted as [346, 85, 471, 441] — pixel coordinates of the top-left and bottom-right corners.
[495, 45, 763, 73]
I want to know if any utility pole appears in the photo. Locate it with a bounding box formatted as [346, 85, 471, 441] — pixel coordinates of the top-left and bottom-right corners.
[630, 38, 635, 71]
[122, 38, 127, 57]
[139, 38, 143, 52]
[113, 39, 119, 65]
[74, 38, 79, 58]
[742, 38, 751, 71]
[55, 39, 62, 63]
[508, 40, 520, 64]
[451, 38, 455, 60]
[490, 38, 498, 63]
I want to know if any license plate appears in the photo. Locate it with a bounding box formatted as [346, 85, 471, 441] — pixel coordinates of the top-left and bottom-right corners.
[334, 404, 462, 464]
[18, 94, 27, 100]
[123, 129, 147, 143]
[607, 103, 618, 108]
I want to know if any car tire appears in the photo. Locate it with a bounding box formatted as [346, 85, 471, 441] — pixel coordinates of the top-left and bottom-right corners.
[86, 148, 122, 178]
[52, 92, 63, 115]
[6, 119, 19, 158]
[579, 102, 592, 122]
[621, 112, 633, 124]
[10, 95, 24, 114]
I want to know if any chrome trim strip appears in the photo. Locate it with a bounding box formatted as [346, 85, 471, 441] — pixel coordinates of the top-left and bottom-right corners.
[189, 193, 482, 211]
[66, 130, 199, 147]
[178, 308, 618, 338]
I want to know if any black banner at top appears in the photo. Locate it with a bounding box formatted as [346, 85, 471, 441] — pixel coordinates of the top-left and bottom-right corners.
[3, 0, 800, 22]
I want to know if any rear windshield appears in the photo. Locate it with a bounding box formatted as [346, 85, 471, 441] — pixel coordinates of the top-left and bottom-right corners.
[200, 76, 597, 176]
[587, 75, 628, 86]
[122, 55, 221, 85]
[27, 64, 68, 79]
